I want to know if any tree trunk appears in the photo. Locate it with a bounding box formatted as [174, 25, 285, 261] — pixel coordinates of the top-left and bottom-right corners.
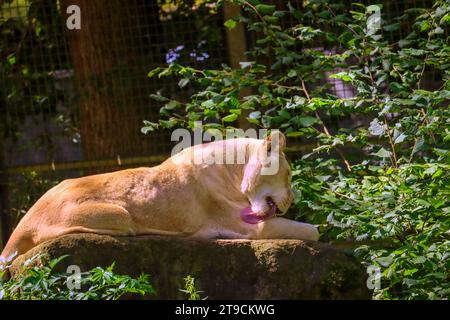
[60, 0, 160, 170]
[0, 132, 9, 248]
[223, 2, 253, 130]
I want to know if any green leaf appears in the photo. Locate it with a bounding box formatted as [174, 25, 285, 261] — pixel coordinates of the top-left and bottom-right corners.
[160, 119, 176, 129]
[329, 72, 352, 82]
[404, 278, 419, 287]
[286, 96, 306, 109]
[394, 98, 416, 106]
[141, 121, 158, 134]
[147, 67, 161, 78]
[375, 256, 393, 267]
[296, 116, 317, 127]
[247, 118, 260, 125]
[394, 133, 407, 144]
[158, 68, 172, 78]
[224, 19, 237, 30]
[411, 256, 426, 264]
[373, 147, 392, 158]
[230, 108, 241, 115]
[404, 268, 418, 276]
[278, 109, 291, 120]
[164, 100, 179, 110]
[7, 55, 17, 65]
[229, 96, 240, 108]
[326, 33, 337, 42]
[440, 13, 450, 25]
[287, 69, 297, 78]
[149, 94, 169, 102]
[258, 84, 270, 95]
[389, 82, 405, 93]
[398, 39, 412, 48]
[429, 27, 444, 36]
[412, 137, 425, 155]
[255, 4, 276, 15]
[264, 16, 279, 24]
[286, 131, 303, 137]
[201, 100, 215, 108]
[222, 114, 238, 122]
[178, 78, 190, 88]
[419, 21, 431, 31]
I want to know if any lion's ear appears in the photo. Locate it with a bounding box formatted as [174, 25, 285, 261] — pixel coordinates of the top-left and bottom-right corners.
[265, 130, 286, 153]
[241, 158, 262, 194]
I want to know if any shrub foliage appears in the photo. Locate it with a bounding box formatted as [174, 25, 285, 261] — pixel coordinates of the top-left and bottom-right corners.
[145, 0, 450, 299]
[0, 254, 155, 300]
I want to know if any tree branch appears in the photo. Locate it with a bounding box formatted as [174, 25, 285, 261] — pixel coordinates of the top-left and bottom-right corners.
[383, 115, 398, 168]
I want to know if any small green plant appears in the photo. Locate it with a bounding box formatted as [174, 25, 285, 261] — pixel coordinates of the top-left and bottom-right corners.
[179, 275, 206, 300]
[0, 254, 156, 300]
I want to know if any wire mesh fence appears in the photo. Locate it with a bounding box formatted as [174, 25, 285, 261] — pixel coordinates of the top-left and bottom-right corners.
[0, 0, 440, 244]
[0, 0, 230, 244]
[1, 0, 227, 168]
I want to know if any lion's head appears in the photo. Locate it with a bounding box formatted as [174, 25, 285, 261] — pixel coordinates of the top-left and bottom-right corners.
[241, 131, 294, 218]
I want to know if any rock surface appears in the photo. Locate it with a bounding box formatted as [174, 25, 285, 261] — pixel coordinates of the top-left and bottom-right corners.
[11, 234, 371, 299]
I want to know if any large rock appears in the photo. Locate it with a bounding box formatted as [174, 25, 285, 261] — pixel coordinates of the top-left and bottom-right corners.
[11, 234, 371, 299]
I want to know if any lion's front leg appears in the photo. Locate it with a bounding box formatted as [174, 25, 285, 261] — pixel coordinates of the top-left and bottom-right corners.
[252, 217, 319, 241]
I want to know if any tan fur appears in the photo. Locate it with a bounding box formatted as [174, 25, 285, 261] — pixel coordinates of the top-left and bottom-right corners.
[1, 133, 319, 264]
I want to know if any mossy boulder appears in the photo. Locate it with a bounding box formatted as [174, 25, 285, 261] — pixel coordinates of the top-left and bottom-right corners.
[11, 234, 371, 299]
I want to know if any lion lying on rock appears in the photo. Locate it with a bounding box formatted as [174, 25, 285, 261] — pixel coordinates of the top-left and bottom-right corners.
[1, 132, 319, 264]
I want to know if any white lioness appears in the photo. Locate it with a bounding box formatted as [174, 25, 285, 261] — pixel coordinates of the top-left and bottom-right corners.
[0, 132, 319, 264]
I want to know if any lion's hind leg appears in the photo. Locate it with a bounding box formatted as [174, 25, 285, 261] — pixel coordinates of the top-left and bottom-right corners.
[57, 202, 137, 237]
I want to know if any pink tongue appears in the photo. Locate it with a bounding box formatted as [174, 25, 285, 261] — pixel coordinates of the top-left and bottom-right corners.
[240, 206, 276, 224]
